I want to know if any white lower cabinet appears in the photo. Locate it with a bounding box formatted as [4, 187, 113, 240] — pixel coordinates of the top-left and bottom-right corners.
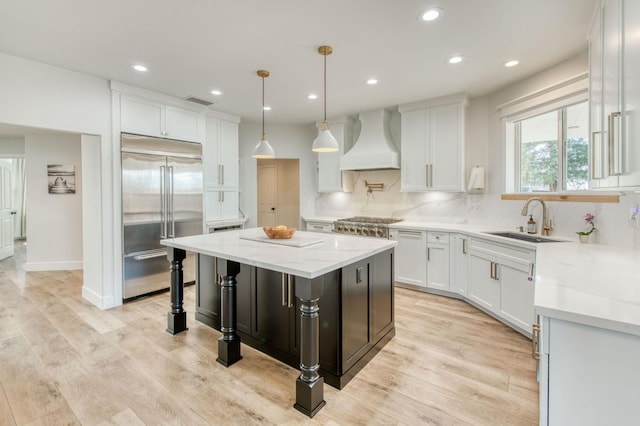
[468, 237, 535, 334]
[451, 234, 469, 296]
[390, 229, 536, 337]
[426, 232, 450, 291]
[389, 229, 427, 287]
[537, 316, 640, 425]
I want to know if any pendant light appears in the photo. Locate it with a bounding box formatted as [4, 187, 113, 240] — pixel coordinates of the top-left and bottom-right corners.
[252, 69, 275, 158]
[312, 45, 339, 153]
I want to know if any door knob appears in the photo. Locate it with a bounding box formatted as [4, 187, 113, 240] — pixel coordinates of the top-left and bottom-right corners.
[271, 207, 275, 211]
[10, 211, 16, 215]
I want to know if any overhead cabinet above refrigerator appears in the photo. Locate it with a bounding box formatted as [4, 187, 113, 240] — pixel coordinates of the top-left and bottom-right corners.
[121, 134, 203, 300]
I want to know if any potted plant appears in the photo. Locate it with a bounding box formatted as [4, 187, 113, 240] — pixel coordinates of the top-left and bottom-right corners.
[576, 213, 596, 243]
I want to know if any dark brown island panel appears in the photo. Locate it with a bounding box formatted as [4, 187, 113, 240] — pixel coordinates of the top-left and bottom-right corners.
[194, 248, 395, 390]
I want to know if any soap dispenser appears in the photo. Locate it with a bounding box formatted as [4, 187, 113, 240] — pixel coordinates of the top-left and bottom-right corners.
[527, 215, 537, 234]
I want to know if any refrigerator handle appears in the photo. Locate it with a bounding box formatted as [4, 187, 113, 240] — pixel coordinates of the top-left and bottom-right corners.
[160, 165, 167, 238]
[168, 165, 175, 238]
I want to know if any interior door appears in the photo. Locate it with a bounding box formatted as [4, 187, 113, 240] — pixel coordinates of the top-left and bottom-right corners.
[0, 159, 14, 261]
[257, 165, 277, 227]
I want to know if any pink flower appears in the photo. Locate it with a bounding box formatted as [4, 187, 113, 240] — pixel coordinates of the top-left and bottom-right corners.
[577, 213, 596, 235]
[584, 213, 596, 224]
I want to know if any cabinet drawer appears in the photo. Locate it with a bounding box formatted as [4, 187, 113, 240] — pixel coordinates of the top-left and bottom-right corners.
[428, 232, 449, 243]
[306, 222, 333, 233]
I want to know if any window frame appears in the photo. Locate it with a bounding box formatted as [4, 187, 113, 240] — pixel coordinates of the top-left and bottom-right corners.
[498, 72, 589, 193]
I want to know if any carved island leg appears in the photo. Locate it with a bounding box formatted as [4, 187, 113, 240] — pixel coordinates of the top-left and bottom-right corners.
[294, 276, 326, 417]
[216, 259, 242, 367]
[166, 247, 188, 335]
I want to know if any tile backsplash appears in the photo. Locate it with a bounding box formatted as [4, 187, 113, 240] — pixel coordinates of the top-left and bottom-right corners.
[315, 170, 640, 249]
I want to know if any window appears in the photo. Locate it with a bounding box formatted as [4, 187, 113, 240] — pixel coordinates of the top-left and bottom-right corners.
[515, 101, 588, 192]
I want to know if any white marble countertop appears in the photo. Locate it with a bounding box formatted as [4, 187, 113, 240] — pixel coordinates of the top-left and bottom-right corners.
[534, 243, 640, 336]
[161, 227, 397, 279]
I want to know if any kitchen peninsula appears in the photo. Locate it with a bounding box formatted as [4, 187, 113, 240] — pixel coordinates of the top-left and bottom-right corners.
[160, 228, 396, 417]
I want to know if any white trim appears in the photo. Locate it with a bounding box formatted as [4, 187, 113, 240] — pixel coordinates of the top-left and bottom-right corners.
[24, 260, 83, 271]
[398, 92, 468, 113]
[497, 72, 588, 120]
[82, 285, 114, 310]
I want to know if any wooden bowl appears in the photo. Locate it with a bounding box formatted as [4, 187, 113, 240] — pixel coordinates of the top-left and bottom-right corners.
[263, 226, 296, 239]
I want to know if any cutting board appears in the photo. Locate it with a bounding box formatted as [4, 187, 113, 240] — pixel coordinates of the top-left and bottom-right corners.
[240, 234, 324, 248]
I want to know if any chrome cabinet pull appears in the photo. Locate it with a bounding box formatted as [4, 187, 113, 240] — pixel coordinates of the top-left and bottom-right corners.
[287, 274, 293, 308]
[494, 262, 499, 281]
[489, 261, 494, 279]
[590, 131, 602, 179]
[281, 273, 286, 307]
[427, 247, 431, 261]
[529, 262, 535, 278]
[221, 164, 225, 185]
[356, 266, 363, 284]
[608, 112, 622, 176]
[532, 320, 541, 360]
[462, 238, 467, 254]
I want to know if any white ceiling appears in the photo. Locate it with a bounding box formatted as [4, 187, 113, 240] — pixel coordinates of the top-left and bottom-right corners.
[0, 0, 598, 126]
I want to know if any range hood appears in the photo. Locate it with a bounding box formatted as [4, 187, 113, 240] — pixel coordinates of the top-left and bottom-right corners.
[340, 109, 400, 171]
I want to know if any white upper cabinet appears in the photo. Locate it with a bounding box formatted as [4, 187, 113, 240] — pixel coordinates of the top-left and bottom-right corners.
[398, 94, 466, 192]
[204, 116, 239, 189]
[316, 117, 354, 193]
[589, 0, 640, 187]
[120, 94, 205, 143]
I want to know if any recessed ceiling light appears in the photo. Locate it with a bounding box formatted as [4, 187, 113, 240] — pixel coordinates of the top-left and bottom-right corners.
[308, 93, 318, 100]
[367, 78, 378, 85]
[210, 89, 222, 96]
[419, 8, 443, 22]
[132, 64, 148, 72]
[504, 60, 520, 67]
[448, 56, 464, 64]
[263, 106, 271, 111]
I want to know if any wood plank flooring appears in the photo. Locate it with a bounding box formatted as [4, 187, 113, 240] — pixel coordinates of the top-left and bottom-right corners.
[0, 243, 538, 425]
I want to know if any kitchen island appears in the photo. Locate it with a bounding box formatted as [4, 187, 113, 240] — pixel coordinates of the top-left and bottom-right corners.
[160, 228, 396, 417]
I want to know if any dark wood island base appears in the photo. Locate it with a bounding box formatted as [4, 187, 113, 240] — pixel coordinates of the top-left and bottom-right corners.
[164, 237, 395, 418]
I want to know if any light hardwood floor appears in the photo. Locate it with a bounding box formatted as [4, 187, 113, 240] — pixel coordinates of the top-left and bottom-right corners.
[0, 243, 538, 425]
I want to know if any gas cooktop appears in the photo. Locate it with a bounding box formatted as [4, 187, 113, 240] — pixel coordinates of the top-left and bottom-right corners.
[335, 216, 403, 225]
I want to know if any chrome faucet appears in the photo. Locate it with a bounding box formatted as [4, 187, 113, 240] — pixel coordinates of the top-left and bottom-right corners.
[521, 197, 551, 236]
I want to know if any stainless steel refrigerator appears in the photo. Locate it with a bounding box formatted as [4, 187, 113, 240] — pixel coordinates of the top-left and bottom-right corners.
[121, 134, 203, 300]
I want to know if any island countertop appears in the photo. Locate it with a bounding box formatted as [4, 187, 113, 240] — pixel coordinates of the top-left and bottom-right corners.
[161, 227, 397, 279]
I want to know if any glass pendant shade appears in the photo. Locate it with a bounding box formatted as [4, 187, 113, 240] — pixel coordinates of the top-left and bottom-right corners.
[312, 121, 339, 152]
[252, 69, 275, 159]
[252, 133, 275, 158]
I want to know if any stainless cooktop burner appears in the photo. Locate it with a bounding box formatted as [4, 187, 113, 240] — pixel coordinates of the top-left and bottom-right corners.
[336, 216, 403, 225]
[333, 216, 403, 238]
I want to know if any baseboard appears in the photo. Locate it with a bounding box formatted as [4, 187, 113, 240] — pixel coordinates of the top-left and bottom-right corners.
[82, 285, 115, 310]
[24, 260, 83, 271]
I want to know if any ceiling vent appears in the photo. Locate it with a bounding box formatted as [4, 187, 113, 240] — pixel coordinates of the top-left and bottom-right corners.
[184, 96, 214, 106]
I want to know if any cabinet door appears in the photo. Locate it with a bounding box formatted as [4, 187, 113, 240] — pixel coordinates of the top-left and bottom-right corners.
[468, 250, 499, 310]
[589, 5, 607, 183]
[204, 190, 238, 221]
[400, 110, 429, 191]
[451, 234, 469, 296]
[203, 117, 220, 188]
[341, 260, 370, 373]
[620, 0, 640, 186]
[427, 242, 450, 291]
[165, 106, 202, 142]
[390, 229, 427, 287]
[430, 105, 464, 191]
[370, 250, 394, 343]
[253, 268, 294, 353]
[601, 0, 622, 186]
[219, 120, 239, 187]
[498, 258, 535, 332]
[121, 96, 164, 138]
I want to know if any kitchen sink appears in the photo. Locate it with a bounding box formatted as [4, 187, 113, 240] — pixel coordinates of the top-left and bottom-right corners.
[484, 231, 562, 243]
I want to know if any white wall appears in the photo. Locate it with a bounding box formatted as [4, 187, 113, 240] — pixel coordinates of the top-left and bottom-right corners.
[0, 52, 114, 308]
[239, 123, 317, 228]
[0, 137, 25, 156]
[24, 135, 83, 270]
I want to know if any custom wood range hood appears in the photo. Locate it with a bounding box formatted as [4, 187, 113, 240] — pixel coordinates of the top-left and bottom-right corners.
[340, 109, 400, 171]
